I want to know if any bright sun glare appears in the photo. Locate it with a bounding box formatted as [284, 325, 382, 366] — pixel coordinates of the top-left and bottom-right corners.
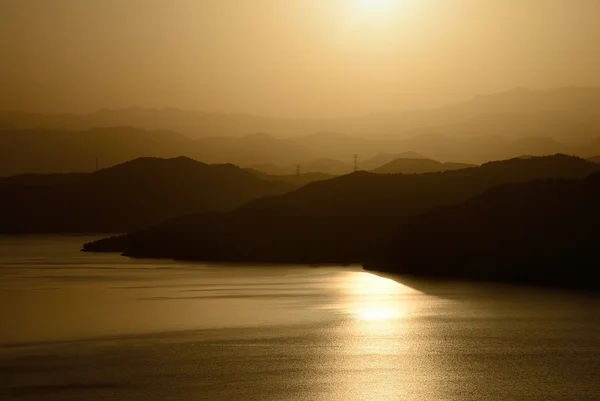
[355, 0, 398, 13]
[349, 0, 405, 27]
[344, 273, 419, 322]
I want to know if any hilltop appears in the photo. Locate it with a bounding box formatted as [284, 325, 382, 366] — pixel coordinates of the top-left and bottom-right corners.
[83, 155, 600, 263]
[372, 158, 475, 174]
[0, 157, 291, 233]
[366, 173, 600, 288]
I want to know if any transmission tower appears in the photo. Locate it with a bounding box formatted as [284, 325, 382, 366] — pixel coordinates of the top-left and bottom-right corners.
[353, 154, 359, 172]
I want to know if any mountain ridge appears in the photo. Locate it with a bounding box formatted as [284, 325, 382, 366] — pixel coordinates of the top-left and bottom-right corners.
[83, 155, 600, 264]
[0, 156, 292, 233]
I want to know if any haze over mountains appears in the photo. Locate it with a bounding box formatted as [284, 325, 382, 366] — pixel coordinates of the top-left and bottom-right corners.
[3, 87, 599, 139]
[2, 84, 600, 287]
[84, 155, 600, 270]
[2, 87, 600, 176]
[372, 158, 475, 175]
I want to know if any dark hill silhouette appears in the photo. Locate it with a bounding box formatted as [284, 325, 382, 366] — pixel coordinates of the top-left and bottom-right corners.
[0, 157, 291, 233]
[372, 158, 475, 174]
[83, 155, 600, 264]
[588, 156, 600, 164]
[365, 173, 600, 288]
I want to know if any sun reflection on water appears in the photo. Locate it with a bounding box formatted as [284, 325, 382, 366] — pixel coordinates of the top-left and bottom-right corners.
[356, 306, 399, 321]
[344, 272, 419, 322]
[324, 271, 430, 399]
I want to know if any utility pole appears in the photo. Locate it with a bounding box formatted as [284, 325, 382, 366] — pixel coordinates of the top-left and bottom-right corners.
[353, 154, 359, 172]
[296, 164, 301, 178]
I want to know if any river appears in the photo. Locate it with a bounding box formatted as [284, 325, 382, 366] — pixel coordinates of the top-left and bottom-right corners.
[0, 236, 598, 400]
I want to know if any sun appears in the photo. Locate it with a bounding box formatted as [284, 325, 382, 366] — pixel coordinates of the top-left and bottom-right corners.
[349, 0, 404, 25]
[355, 0, 398, 13]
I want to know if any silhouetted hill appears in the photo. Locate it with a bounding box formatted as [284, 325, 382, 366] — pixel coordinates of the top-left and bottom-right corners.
[360, 152, 426, 171]
[366, 173, 600, 288]
[372, 158, 475, 174]
[0, 157, 291, 233]
[84, 155, 600, 264]
[588, 156, 600, 164]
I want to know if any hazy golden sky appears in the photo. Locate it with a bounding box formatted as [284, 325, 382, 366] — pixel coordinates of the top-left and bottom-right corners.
[1, 0, 599, 117]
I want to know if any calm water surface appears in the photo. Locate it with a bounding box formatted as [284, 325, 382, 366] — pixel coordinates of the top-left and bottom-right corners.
[0, 236, 599, 400]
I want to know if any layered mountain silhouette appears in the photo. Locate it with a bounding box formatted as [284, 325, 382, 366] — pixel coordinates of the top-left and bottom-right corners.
[366, 173, 600, 288]
[360, 152, 426, 171]
[83, 155, 600, 266]
[3, 87, 600, 176]
[0, 157, 291, 233]
[372, 158, 475, 174]
[3, 124, 599, 177]
[3, 87, 599, 139]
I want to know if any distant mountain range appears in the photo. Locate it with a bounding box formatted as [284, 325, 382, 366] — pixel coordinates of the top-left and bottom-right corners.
[1, 87, 599, 175]
[1, 126, 599, 177]
[2, 87, 599, 140]
[360, 152, 426, 171]
[83, 155, 600, 266]
[0, 157, 291, 233]
[372, 158, 475, 175]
